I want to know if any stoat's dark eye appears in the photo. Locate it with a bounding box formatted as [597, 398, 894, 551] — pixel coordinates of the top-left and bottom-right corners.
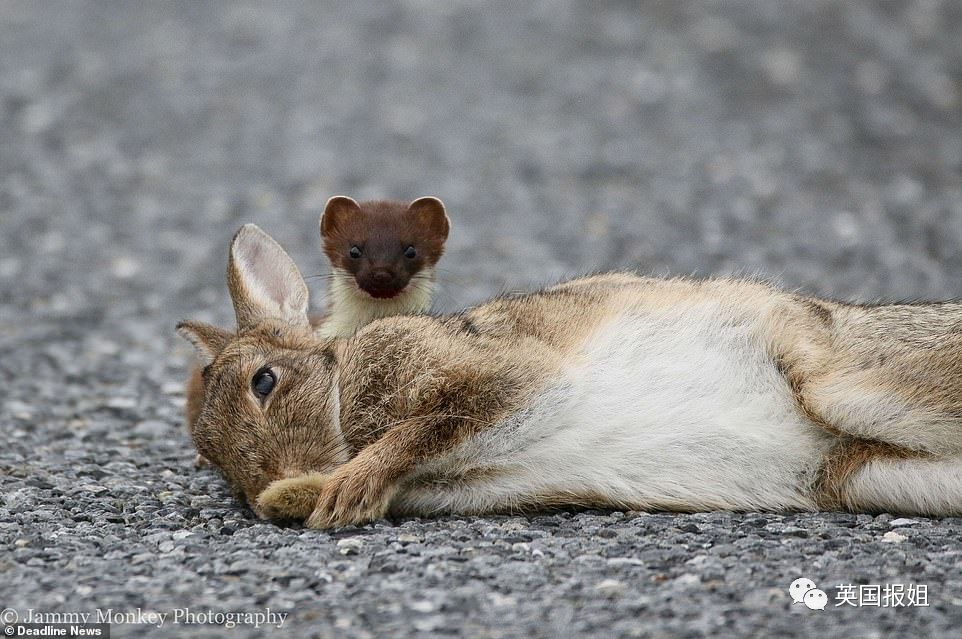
[252, 367, 276, 399]
[404, 245, 417, 259]
[349, 246, 362, 259]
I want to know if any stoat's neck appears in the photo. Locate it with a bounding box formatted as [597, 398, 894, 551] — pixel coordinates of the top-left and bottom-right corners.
[317, 267, 435, 338]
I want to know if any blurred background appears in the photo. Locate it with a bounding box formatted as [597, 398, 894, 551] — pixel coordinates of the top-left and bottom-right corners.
[2, 2, 961, 637]
[3, 0, 960, 325]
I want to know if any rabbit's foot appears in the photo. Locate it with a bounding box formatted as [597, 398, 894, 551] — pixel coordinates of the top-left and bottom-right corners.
[256, 472, 328, 521]
[306, 464, 396, 529]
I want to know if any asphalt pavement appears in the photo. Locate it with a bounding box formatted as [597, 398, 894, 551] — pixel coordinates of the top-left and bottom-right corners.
[2, 1, 961, 637]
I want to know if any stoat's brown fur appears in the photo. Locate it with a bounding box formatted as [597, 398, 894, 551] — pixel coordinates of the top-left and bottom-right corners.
[317, 196, 448, 337]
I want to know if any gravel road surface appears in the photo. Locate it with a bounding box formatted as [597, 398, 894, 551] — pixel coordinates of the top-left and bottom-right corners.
[2, 1, 962, 637]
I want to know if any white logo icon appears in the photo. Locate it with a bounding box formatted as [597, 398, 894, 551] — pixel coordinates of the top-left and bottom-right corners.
[803, 588, 828, 610]
[789, 578, 817, 604]
[789, 577, 826, 610]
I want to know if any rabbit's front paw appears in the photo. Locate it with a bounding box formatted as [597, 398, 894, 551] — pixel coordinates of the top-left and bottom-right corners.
[305, 466, 395, 529]
[255, 472, 328, 521]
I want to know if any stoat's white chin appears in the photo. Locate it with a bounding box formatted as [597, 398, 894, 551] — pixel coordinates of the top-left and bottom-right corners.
[316, 267, 435, 338]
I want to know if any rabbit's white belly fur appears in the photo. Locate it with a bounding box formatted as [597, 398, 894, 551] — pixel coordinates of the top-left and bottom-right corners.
[395, 302, 835, 515]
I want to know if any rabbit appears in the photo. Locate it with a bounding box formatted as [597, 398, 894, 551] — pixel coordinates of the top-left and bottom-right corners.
[183, 196, 449, 465]
[178, 224, 962, 528]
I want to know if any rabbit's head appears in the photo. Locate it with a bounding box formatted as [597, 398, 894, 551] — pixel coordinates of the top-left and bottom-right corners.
[177, 225, 347, 513]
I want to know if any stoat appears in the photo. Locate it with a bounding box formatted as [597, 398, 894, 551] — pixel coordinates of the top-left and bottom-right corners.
[315, 196, 449, 337]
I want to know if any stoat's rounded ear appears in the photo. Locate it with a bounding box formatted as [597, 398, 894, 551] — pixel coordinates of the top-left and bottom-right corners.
[227, 224, 310, 330]
[320, 196, 361, 237]
[408, 196, 450, 242]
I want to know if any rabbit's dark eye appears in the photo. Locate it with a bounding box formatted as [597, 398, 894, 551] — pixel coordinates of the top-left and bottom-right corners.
[252, 367, 276, 399]
[404, 245, 417, 259]
[349, 246, 362, 259]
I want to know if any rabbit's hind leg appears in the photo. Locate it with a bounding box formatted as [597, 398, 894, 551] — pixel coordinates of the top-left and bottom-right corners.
[819, 445, 962, 516]
[766, 296, 962, 456]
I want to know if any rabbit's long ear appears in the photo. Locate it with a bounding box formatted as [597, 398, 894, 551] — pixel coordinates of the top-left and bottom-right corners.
[227, 224, 310, 330]
[176, 320, 231, 364]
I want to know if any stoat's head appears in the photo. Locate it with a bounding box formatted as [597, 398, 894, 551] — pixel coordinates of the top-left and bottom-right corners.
[320, 196, 449, 300]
